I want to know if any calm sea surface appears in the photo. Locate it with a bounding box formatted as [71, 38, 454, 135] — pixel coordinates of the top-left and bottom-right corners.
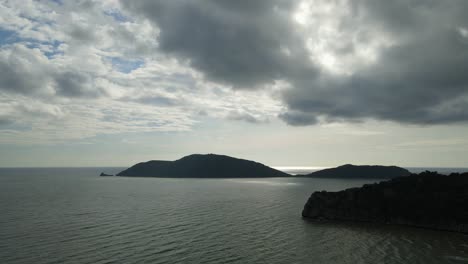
[1, 167, 467, 264]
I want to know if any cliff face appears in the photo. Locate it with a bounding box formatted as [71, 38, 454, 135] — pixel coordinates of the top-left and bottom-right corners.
[302, 171, 468, 233]
[304, 164, 410, 179]
[117, 154, 290, 178]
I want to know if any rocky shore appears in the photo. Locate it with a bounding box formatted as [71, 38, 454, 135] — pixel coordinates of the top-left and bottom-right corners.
[302, 171, 468, 233]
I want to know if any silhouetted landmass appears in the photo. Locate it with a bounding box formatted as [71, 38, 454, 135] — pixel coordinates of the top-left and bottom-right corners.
[301, 164, 410, 179]
[117, 154, 290, 178]
[302, 171, 468, 233]
[99, 172, 113, 176]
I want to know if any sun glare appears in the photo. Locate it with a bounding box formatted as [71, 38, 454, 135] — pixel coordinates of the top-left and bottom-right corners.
[292, 0, 395, 76]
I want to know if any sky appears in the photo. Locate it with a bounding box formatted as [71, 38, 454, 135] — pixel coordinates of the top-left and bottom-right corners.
[1, 0, 468, 168]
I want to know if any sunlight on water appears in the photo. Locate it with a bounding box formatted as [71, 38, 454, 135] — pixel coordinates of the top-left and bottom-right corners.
[225, 179, 301, 186]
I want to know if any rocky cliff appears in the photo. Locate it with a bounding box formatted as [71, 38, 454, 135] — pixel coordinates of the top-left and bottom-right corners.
[302, 171, 468, 233]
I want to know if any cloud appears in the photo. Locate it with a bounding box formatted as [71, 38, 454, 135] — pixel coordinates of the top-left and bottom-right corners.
[0, 0, 284, 143]
[0, 116, 15, 127]
[0, 93, 199, 144]
[1, 0, 468, 147]
[0, 44, 103, 98]
[0, 1, 201, 143]
[53, 71, 102, 98]
[0, 44, 52, 95]
[122, 0, 468, 125]
[227, 111, 269, 124]
[129, 95, 185, 107]
[278, 111, 318, 126]
[280, 0, 468, 125]
[121, 0, 315, 88]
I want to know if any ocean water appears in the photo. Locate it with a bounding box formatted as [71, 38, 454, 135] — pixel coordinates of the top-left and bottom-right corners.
[1, 168, 467, 264]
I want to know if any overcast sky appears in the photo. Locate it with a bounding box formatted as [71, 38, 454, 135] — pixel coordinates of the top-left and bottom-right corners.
[1, 0, 468, 167]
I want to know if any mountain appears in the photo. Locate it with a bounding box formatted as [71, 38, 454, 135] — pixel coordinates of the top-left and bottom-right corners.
[117, 154, 290, 178]
[302, 171, 468, 233]
[302, 164, 410, 179]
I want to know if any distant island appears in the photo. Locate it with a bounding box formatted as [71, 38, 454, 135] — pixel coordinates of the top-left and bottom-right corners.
[116, 154, 290, 178]
[300, 164, 410, 179]
[114, 155, 415, 179]
[99, 172, 113, 177]
[302, 171, 468, 233]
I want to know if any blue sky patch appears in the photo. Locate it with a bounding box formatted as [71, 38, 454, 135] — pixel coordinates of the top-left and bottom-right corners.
[110, 57, 144, 73]
[0, 27, 63, 58]
[104, 9, 130, 23]
[0, 28, 19, 46]
[25, 40, 64, 58]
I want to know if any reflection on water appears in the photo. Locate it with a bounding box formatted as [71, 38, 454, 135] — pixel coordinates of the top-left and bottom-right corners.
[226, 179, 300, 186]
[0, 168, 467, 264]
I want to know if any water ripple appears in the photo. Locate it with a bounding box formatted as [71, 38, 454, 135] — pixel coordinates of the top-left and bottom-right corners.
[1, 171, 468, 264]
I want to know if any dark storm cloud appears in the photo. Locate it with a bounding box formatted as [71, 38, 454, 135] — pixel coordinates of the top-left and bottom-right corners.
[281, 0, 468, 125]
[122, 0, 468, 125]
[278, 111, 318, 126]
[122, 0, 315, 88]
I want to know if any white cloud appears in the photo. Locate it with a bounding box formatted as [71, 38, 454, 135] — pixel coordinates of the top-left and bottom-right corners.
[0, 0, 284, 144]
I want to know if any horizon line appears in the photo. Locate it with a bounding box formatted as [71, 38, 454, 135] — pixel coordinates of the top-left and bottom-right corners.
[1, 165, 468, 169]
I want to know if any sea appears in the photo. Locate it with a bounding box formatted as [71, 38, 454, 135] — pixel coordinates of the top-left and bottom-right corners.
[1, 167, 467, 264]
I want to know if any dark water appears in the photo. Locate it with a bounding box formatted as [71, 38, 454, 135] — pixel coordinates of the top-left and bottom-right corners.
[1, 168, 467, 264]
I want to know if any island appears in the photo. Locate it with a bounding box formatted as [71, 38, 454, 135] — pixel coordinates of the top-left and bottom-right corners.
[300, 164, 410, 179]
[99, 172, 113, 176]
[117, 154, 290, 178]
[302, 171, 468, 233]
